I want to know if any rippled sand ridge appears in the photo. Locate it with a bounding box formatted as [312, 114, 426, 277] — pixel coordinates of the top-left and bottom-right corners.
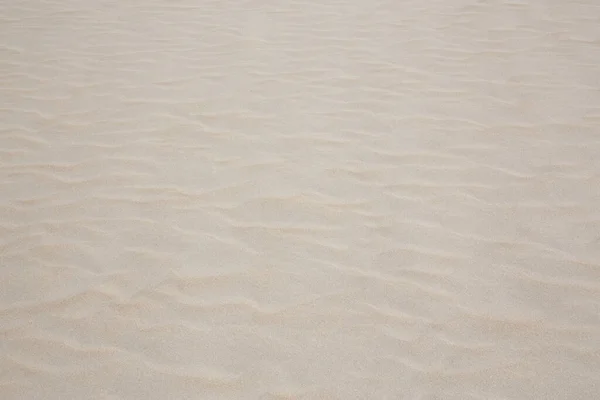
[1, 0, 600, 399]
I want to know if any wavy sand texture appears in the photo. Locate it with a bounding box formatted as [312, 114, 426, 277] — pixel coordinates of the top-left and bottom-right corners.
[1, 0, 600, 399]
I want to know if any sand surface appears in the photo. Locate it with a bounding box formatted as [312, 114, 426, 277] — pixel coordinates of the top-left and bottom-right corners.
[2, 0, 600, 399]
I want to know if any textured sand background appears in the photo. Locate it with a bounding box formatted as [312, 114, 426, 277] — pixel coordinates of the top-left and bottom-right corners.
[1, 0, 600, 399]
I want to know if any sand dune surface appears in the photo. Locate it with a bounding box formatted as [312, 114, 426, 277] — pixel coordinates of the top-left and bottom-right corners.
[1, 0, 600, 399]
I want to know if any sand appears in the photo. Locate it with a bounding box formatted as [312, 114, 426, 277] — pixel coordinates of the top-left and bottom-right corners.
[1, 0, 600, 399]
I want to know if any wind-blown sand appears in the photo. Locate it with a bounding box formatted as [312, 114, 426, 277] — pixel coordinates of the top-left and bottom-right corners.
[1, 0, 600, 399]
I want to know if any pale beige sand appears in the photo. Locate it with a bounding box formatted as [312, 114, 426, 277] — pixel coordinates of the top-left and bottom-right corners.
[1, 0, 600, 399]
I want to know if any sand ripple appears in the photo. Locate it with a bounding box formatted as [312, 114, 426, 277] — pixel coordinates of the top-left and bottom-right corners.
[1, 0, 600, 398]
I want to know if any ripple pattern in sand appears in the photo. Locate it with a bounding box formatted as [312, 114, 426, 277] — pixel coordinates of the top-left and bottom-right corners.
[1, 0, 600, 399]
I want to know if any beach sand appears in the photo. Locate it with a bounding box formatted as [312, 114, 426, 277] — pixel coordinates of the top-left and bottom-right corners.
[1, 0, 599, 398]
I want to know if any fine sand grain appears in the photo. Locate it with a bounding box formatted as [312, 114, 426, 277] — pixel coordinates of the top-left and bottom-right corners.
[1, 0, 600, 399]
